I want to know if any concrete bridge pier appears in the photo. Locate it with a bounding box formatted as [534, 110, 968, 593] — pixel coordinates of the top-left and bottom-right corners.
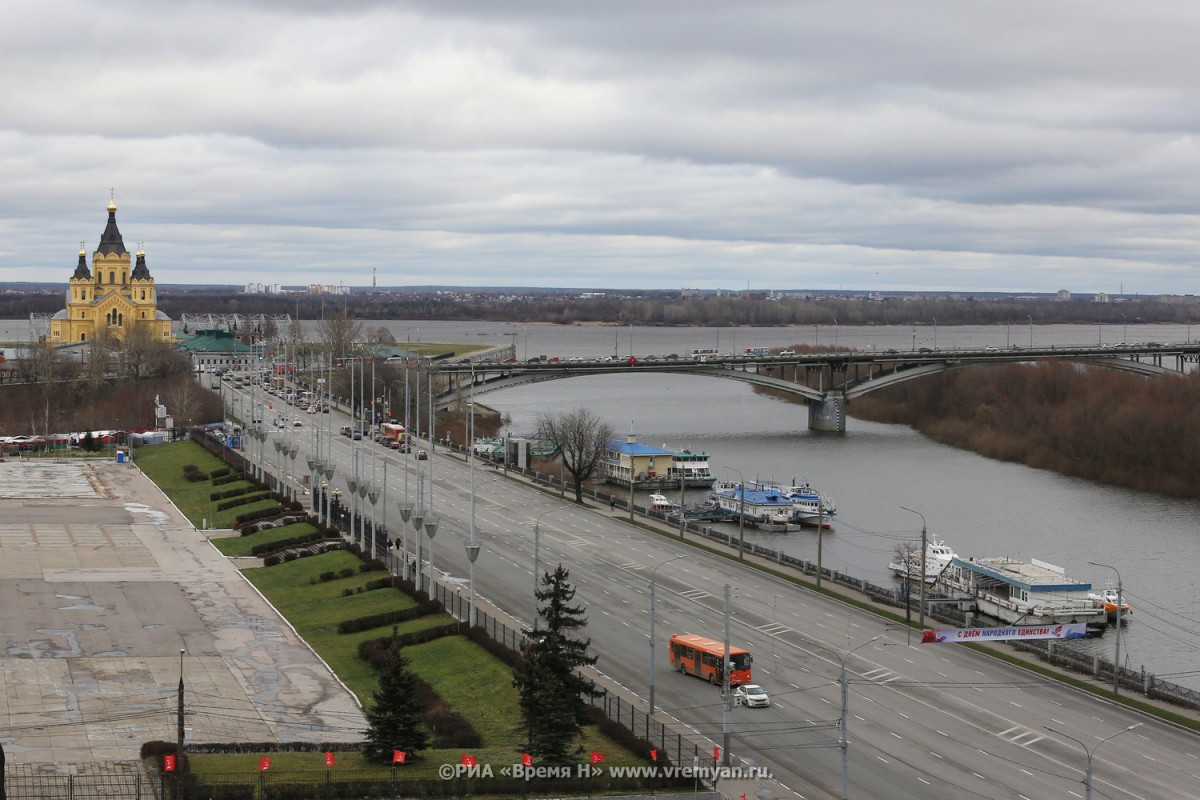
[808, 391, 846, 432]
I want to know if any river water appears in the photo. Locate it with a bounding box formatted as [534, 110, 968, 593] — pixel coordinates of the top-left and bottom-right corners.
[4, 318, 1198, 689]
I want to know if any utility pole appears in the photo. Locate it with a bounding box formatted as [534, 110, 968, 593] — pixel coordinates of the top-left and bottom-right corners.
[722, 583, 732, 767]
[176, 648, 185, 797]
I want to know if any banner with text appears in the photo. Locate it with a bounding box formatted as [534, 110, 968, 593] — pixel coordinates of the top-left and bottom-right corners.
[922, 623, 1087, 644]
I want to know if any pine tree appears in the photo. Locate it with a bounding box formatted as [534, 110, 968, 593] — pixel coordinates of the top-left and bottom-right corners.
[362, 627, 429, 762]
[513, 564, 602, 763]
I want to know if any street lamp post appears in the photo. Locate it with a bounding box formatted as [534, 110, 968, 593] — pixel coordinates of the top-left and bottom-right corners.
[1028, 314, 1034, 348]
[465, 370, 482, 627]
[1044, 723, 1143, 800]
[932, 317, 937, 351]
[531, 509, 557, 630]
[899, 506, 928, 629]
[722, 465, 746, 561]
[424, 517, 439, 602]
[649, 554, 685, 716]
[1089, 561, 1124, 695]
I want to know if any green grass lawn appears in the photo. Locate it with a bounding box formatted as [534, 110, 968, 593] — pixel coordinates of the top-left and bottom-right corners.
[135, 440, 280, 528]
[245, 552, 455, 700]
[140, 441, 642, 777]
[211, 521, 320, 557]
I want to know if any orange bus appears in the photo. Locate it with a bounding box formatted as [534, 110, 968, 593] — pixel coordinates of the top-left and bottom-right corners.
[380, 422, 409, 442]
[669, 634, 752, 685]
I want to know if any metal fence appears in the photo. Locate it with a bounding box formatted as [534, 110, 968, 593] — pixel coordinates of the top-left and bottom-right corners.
[3, 763, 155, 800]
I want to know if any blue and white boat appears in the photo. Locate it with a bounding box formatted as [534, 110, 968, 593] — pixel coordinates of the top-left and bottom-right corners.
[780, 482, 836, 528]
[709, 482, 802, 531]
[711, 479, 836, 529]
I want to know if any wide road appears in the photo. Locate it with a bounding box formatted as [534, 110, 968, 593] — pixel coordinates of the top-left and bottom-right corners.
[225, 380, 1200, 799]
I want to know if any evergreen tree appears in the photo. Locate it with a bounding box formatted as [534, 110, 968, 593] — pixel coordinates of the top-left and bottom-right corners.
[513, 564, 602, 763]
[362, 627, 429, 762]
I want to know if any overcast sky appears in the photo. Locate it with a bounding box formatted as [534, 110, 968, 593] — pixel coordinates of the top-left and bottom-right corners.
[5, 1, 1200, 294]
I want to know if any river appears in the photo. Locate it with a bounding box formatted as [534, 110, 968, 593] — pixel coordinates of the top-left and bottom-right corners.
[3, 318, 1198, 689]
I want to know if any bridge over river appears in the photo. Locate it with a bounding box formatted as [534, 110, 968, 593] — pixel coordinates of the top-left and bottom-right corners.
[434, 342, 1200, 431]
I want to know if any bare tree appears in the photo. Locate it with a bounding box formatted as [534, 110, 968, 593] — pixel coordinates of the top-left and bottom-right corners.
[367, 325, 395, 344]
[533, 408, 615, 503]
[316, 310, 364, 360]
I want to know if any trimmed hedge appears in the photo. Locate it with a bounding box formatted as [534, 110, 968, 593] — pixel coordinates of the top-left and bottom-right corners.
[337, 600, 444, 634]
[216, 492, 275, 511]
[262, 541, 343, 566]
[250, 532, 333, 557]
[234, 500, 300, 526]
[356, 629, 483, 749]
[182, 464, 209, 482]
[239, 512, 309, 535]
[210, 485, 256, 501]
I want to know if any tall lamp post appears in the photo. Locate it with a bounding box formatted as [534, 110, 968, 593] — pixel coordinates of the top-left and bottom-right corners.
[649, 554, 685, 716]
[1044, 723, 1142, 800]
[465, 371, 482, 627]
[837, 636, 882, 800]
[1089, 561, 1124, 695]
[1027, 314, 1034, 348]
[899, 506, 928, 629]
[722, 465, 746, 561]
[531, 508, 559, 630]
[931, 317, 937, 351]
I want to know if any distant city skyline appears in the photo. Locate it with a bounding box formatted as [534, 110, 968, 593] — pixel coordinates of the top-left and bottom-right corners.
[5, 2, 1200, 294]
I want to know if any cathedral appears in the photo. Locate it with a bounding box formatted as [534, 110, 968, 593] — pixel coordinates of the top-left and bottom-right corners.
[49, 199, 174, 344]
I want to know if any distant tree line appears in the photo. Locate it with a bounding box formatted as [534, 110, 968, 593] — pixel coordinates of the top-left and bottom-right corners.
[848, 361, 1200, 498]
[3, 288, 1198, 328]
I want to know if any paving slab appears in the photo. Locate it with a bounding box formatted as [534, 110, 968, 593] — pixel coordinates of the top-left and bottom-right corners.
[0, 458, 365, 773]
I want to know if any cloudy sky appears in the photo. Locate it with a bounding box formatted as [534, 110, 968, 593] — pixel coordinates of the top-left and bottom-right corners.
[4, 1, 1200, 293]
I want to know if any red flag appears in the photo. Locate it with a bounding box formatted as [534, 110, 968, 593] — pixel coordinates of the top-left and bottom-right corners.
[163, 754, 176, 772]
[325, 751, 336, 767]
[462, 753, 477, 768]
[649, 749, 657, 762]
[259, 757, 271, 772]
[713, 745, 720, 760]
[590, 751, 606, 764]
[521, 753, 533, 767]
[393, 750, 407, 764]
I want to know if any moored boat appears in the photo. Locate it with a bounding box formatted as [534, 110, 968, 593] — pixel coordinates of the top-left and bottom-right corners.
[709, 482, 801, 530]
[648, 493, 681, 513]
[666, 449, 717, 488]
[711, 478, 836, 528]
[1089, 588, 1131, 622]
[936, 556, 1107, 627]
[889, 538, 957, 584]
[780, 482, 836, 527]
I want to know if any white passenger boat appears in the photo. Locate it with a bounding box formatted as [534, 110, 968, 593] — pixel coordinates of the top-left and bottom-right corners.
[889, 538, 957, 584]
[780, 482, 836, 527]
[648, 493, 681, 513]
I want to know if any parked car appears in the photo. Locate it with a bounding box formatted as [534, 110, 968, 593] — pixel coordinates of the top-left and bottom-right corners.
[733, 684, 769, 708]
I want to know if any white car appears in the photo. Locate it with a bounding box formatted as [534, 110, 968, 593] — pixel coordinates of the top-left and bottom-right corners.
[733, 684, 769, 708]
